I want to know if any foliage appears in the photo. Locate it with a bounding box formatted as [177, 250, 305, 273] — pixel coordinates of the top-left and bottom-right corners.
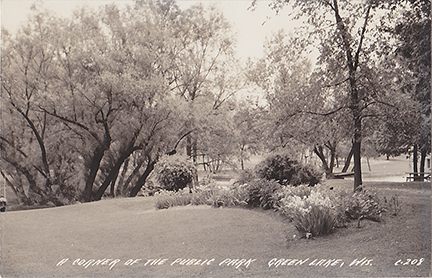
[154, 183, 249, 210]
[291, 164, 323, 187]
[154, 155, 197, 192]
[383, 194, 402, 217]
[1, 1, 237, 206]
[275, 186, 338, 237]
[273, 185, 387, 237]
[345, 189, 384, 223]
[234, 169, 257, 186]
[252, 0, 429, 190]
[255, 154, 322, 186]
[154, 189, 194, 210]
[242, 179, 282, 209]
[206, 187, 249, 208]
[292, 205, 336, 238]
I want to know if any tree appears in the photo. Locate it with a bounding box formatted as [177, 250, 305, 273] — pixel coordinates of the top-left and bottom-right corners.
[392, 0, 431, 178]
[253, 0, 424, 190]
[1, 1, 195, 205]
[1, 8, 71, 205]
[233, 101, 264, 170]
[248, 30, 351, 178]
[2, 0, 247, 206]
[168, 4, 237, 163]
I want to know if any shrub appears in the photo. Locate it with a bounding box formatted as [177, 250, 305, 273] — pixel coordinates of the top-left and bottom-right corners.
[243, 179, 282, 209]
[293, 205, 336, 238]
[234, 169, 256, 186]
[291, 164, 322, 186]
[207, 188, 249, 208]
[155, 183, 249, 210]
[275, 185, 348, 237]
[154, 155, 197, 192]
[255, 154, 322, 186]
[383, 194, 402, 216]
[345, 189, 383, 223]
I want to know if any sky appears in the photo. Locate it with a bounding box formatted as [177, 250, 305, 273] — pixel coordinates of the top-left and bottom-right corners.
[1, 0, 302, 62]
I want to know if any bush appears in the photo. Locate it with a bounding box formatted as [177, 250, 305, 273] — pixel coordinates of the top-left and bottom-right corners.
[234, 169, 256, 186]
[275, 185, 349, 237]
[155, 183, 249, 210]
[345, 189, 383, 223]
[291, 164, 322, 186]
[383, 194, 402, 216]
[293, 205, 336, 238]
[255, 154, 322, 186]
[206, 188, 249, 208]
[154, 155, 197, 192]
[243, 179, 282, 209]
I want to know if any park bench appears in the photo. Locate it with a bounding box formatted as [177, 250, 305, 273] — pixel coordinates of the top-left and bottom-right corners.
[406, 172, 431, 182]
[333, 172, 355, 179]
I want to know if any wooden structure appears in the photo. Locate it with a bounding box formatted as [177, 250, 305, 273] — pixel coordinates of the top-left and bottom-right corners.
[333, 172, 355, 179]
[406, 172, 431, 182]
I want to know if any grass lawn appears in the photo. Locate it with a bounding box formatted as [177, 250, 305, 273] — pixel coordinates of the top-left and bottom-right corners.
[1, 180, 430, 278]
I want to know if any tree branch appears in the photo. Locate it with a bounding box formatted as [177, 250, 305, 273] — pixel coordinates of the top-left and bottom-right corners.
[41, 107, 101, 144]
[305, 105, 345, 116]
[354, 3, 373, 70]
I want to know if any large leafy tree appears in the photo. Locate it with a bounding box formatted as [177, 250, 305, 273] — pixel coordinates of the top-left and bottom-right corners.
[1, 9, 70, 205]
[392, 0, 431, 178]
[1, 0, 241, 205]
[253, 0, 424, 190]
[168, 4, 238, 163]
[248, 31, 352, 178]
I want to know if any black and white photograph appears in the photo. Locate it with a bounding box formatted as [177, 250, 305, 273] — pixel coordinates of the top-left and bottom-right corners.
[1, 0, 431, 277]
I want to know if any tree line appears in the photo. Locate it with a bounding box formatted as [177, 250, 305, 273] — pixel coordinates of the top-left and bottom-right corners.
[1, 0, 430, 206]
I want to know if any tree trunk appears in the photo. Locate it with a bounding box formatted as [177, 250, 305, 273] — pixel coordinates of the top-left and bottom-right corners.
[313, 145, 332, 178]
[109, 171, 119, 197]
[115, 158, 129, 196]
[83, 121, 111, 202]
[186, 135, 192, 158]
[93, 145, 141, 201]
[413, 144, 419, 180]
[329, 147, 336, 176]
[353, 117, 363, 190]
[129, 159, 157, 197]
[192, 140, 197, 163]
[15, 108, 53, 191]
[420, 147, 427, 179]
[324, 141, 337, 177]
[0, 170, 29, 205]
[240, 157, 244, 170]
[330, 0, 372, 191]
[342, 145, 354, 172]
[83, 146, 106, 202]
[3, 157, 43, 198]
[121, 159, 145, 196]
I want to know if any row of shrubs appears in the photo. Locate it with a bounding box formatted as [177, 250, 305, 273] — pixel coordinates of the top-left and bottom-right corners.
[154, 179, 390, 238]
[148, 153, 394, 239]
[150, 153, 323, 194]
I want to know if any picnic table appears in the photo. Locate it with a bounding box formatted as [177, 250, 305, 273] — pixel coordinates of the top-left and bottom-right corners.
[406, 172, 431, 182]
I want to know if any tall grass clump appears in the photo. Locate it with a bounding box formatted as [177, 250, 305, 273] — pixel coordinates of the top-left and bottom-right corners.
[275, 186, 340, 237]
[154, 188, 194, 209]
[274, 185, 387, 237]
[154, 182, 250, 210]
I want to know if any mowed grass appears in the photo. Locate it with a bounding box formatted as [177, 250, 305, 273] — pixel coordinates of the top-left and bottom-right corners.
[1, 180, 430, 278]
